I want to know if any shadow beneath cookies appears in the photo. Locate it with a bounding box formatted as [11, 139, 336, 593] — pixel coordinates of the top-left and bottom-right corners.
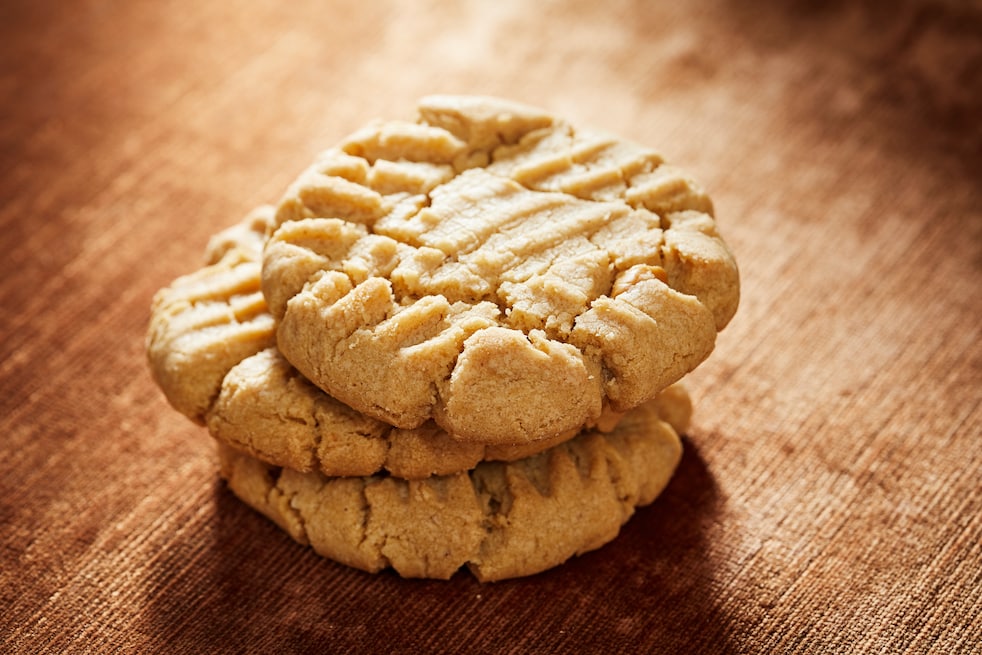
[133, 439, 733, 654]
[132, 476, 415, 653]
[484, 436, 737, 654]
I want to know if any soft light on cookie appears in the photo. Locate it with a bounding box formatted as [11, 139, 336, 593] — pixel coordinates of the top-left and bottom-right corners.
[262, 95, 739, 444]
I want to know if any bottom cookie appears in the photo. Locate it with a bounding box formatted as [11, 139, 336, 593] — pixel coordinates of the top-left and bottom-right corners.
[217, 397, 683, 582]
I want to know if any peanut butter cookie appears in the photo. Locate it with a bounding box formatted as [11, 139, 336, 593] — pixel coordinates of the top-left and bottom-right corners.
[210, 344, 691, 479]
[217, 394, 684, 581]
[262, 95, 738, 444]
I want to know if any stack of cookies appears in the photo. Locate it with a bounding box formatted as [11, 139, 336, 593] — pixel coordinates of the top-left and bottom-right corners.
[147, 96, 739, 581]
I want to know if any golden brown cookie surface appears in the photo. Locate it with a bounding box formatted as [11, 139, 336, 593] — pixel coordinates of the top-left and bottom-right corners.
[218, 395, 684, 582]
[263, 95, 738, 443]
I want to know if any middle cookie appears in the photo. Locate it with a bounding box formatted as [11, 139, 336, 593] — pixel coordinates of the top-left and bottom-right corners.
[210, 347, 693, 480]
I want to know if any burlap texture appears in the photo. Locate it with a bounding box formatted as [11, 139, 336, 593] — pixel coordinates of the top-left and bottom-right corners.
[2, 0, 979, 652]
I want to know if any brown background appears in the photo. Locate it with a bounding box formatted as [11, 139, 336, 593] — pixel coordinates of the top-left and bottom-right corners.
[2, 0, 980, 653]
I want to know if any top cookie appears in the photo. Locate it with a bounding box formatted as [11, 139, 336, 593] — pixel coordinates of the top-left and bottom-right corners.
[263, 95, 739, 444]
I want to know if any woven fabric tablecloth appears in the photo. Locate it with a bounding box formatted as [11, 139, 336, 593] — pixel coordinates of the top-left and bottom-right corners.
[2, 1, 980, 652]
